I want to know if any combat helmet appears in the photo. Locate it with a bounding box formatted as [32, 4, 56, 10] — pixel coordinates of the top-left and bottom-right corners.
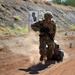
[44, 11, 53, 19]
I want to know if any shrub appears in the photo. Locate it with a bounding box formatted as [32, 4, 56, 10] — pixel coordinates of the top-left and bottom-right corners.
[13, 15, 22, 21]
[68, 24, 75, 29]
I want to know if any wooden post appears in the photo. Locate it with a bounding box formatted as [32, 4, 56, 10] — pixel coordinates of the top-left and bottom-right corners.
[69, 43, 72, 48]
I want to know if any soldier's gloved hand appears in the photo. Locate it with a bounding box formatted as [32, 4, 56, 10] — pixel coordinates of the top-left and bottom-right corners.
[40, 28, 46, 32]
[40, 27, 50, 33]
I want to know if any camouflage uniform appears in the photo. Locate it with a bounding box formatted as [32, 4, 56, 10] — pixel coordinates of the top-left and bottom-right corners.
[31, 12, 56, 61]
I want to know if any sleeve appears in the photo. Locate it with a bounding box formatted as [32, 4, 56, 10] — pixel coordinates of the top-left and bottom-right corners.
[53, 23, 56, 37]
[50, 20, 56, 38]
[31, 20, 43, 31]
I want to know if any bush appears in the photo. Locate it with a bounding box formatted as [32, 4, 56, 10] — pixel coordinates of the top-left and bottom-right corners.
[0, 23, 28, 36]
[13, 15, 22, 21]
[68, 24, 75, 29]
[52, 0, 75, 7]
[52, 0, 61, 4]
[14, 25, 28, 34]
[9, 24, 15, 29]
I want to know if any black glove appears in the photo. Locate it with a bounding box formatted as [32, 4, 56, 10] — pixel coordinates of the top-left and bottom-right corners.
[40, 27, 50, 33]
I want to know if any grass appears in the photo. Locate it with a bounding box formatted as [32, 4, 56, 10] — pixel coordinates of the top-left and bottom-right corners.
[68, 24, 75, 29]
[13, 25, 28, 34]
[13, 15, 22, 21]
[0, 24, 28, 36]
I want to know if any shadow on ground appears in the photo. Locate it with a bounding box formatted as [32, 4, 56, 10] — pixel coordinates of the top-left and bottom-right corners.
[19, 60, 56, 74]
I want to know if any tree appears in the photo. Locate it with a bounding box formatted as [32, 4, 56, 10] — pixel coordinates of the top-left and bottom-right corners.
[52, 0, 75, 7]
[52, 0, 61, 4]
[64, 0, 75, 6]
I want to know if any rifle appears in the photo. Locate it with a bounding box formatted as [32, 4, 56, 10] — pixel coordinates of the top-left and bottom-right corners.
[40, 25, 54, 41]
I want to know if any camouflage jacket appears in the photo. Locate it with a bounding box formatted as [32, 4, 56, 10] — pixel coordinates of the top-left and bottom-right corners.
[31, 19, 56, 39]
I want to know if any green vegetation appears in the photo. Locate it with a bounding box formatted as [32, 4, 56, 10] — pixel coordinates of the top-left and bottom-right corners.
[0, 23, 5, 27]
[14, 25, 28, 34]
[13, 15, 22, 21]
[68, 24, 75, 29]
[52, 0, 75, 7]
[52, 0, 61, 4]
[62, 0, 75, 7]
[0, 24, 28, 36]
[9, 24, 15, 29]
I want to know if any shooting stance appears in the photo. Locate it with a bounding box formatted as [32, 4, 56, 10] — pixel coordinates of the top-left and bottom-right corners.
[31, 11, 56, 61]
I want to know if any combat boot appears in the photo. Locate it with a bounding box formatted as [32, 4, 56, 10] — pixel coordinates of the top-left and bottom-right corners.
[40, 56, 43, 61]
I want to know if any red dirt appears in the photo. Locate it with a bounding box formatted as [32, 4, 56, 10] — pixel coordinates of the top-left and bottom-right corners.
[0, 30, 75, 75]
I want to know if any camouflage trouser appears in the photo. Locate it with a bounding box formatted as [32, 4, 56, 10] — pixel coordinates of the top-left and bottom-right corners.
[39, 37, 55, 60]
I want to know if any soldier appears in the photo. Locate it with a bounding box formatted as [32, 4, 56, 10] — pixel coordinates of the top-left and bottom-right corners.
[32, 12, 37, 22]
[31, 11, 56, 61]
